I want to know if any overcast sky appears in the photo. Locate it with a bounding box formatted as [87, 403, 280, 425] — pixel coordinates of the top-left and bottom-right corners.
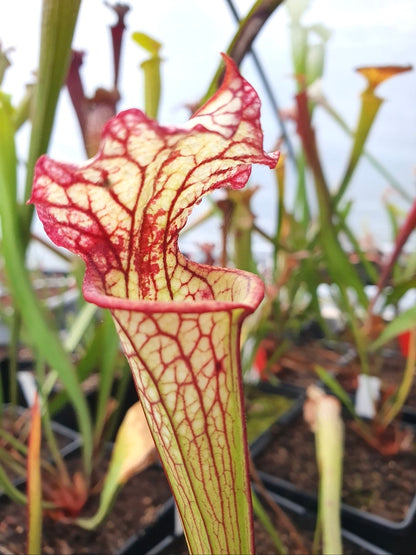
[2, 0, 415, 151]
[1, 0, 415, 265]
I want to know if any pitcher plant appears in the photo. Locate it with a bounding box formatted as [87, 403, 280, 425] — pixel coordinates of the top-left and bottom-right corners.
[30, 54, 278, 554]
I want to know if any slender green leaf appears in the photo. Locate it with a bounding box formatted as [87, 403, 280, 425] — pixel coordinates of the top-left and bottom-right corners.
[22, 0, 82, 237]
[0, 463, 27, 505]
[378, 329, 416, 428]
[0, 445, 27, 479]
[13, 84, 35, 130]
[383, 278, 416, 307]
[337, 217, 379, 285]
[76, 402, 156, 530]
[335, 92, 383, 205]
[334, 65, 412, 207]
[203, 0, 285, 101]
[64, 302, 97, 353]
[251, 489, 287, 555]
[0, 427, 29, 456]
[293, 151, 310, 227]
[295, 88, 369, 309]
[371, 307, 416, 351]
[93, 311, 122, 446]
[315, 365, 357, 417]
[317, 99, 411, 202]
[0, 96, 93, 479]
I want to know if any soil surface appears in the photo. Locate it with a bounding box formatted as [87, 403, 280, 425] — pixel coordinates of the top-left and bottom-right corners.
[269, 339, 416, 409]
[0, 464, 171, 554]
[254, 413, 416, 523]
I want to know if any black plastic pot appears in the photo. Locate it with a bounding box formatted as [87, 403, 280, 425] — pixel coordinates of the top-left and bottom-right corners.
[60, 443, 175, 555]
[255, 409, 416, 554]
[138, 486, 390, 555]
[0, 440, 174, 555]
[117, 497, 179, 555]
[257, 469, 416, 554]
[263, 487, 392, 555]
[0, 358, 33, 406]
[245, 381, 305, 456]
[52, 374, 139, 440]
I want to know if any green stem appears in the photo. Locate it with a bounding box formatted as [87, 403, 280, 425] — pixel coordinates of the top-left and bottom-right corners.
[93, 312, 121, 448]
[295, 88, 368, 308]
[63, 302, 97, 353]
[319, 99, 411, 202]
[314, 392, 343, 555]
[37, 359, 71, 486]
[333, 91, 383, 207]
[251, 489, 287, 555]
[141, 57, 162, 120]
[273, 156, 286, 274]
[102, 364, 131, 444]
[76, 484, 122, 530]
[8, 311, 21, 406]
[294, 151, 310, 229]
[13, 84, 34, 131]
[339, 284, 369, 374]
[203, 0, 285, 101]
[337, 216, 379, 285]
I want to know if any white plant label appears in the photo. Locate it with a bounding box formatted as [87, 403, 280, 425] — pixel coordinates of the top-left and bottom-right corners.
[355, 374, 381, 419]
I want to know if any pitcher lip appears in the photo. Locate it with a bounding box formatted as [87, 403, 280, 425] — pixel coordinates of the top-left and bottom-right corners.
[83, 266, 265, 315]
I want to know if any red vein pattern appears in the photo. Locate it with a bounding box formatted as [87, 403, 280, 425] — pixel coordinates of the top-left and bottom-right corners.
[30, 54, 278, 554]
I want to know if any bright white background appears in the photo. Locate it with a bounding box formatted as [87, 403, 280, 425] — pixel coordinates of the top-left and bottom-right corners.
[1, 0, 415, 267]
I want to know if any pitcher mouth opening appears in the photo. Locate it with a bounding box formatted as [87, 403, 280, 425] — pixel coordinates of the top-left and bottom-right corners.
[83, 263, 265, 316]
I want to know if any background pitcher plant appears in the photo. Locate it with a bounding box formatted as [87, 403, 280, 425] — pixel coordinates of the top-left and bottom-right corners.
[30, 54, 278, 555]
